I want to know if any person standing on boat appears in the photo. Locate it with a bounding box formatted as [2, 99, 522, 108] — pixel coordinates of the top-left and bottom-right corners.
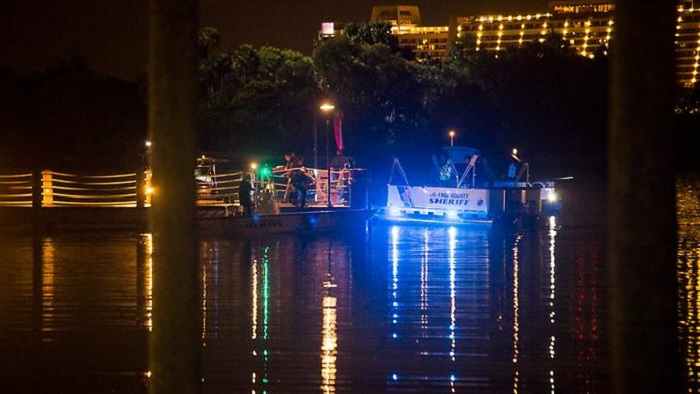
[330, 149, 353, 203]
[508, 159, 518, 180]
[239, 173, 254, 216]
[291, 156, 314, 208]
[282, 152, 296, 203]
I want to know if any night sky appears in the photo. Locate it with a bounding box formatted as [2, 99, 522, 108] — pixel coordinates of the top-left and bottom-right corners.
[2, 0, 549, 81]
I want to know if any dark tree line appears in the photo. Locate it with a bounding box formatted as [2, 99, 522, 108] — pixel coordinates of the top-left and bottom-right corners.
[0, 56, 147, 172]
[2, 22, 698, 177]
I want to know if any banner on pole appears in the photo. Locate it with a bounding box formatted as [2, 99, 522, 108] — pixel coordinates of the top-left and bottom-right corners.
[333, 111, 344, 151]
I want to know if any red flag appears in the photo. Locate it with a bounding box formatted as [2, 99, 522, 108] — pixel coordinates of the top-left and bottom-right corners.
[333, 111, 344, 151]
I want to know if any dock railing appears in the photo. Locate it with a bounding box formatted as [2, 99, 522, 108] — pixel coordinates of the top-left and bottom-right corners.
[0, 167, 368, 210]
[0, 172, 33, 207]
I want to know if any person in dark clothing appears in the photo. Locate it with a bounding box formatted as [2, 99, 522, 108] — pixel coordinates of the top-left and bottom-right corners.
[282, 152, 296, 203]
[291, 157, 314, 208]
[239, 173, 254, 216]
[329, 149, 353, 203]
[329, 149, 352, 170]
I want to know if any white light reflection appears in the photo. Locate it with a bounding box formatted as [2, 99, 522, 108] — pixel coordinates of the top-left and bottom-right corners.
[251, 257, 258, 340]
[512, 234, 522, 393]
[421, 229, 429, 336]
[202, 261, 207, 344]
[251, 247, 271, 389]
[448, 227, 457, 392]
[262, 247, 270, 386]
[144, 234, 153, 332]
[548, 216, 558, 393]
[321, 296, 338, 393]
[392, 226, 400, 327]
[391, 226, 400, 381]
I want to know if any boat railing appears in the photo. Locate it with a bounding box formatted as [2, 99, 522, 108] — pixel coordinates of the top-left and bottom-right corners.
[196, 170, 242, 207]
[257, 166, 363, 208]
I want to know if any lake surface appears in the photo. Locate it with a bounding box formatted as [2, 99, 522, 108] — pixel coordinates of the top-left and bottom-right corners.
[1, 175, 699, 393]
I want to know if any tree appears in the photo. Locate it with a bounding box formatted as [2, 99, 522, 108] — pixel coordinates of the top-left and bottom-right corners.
[198, 42, 319, 162]
[313, 24, 428, 171]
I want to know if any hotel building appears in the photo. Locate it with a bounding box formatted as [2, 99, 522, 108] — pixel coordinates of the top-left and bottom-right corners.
[320, 1, 700, 86]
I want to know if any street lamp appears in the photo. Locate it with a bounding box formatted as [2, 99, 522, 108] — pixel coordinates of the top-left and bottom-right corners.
[449, 130, 455, 146]
[320, 102, 335, 207]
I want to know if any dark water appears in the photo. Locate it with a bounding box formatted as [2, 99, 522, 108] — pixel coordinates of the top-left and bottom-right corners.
[1, 175, 699, 393]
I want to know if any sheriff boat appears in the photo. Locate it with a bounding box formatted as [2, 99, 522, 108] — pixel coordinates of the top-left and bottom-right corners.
[373, 146, 567, 228]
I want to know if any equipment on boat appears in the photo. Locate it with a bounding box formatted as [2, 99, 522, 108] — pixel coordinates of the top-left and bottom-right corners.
[374, 146, 565, 228]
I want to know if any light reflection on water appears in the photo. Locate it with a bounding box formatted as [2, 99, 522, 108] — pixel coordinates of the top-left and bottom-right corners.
[196, 219, 607, 393]
[7, 176, 700, 392]
[677, 174, 700, 393]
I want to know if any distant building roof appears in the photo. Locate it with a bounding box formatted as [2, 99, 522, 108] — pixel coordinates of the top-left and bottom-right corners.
[370, 5, 422, 27]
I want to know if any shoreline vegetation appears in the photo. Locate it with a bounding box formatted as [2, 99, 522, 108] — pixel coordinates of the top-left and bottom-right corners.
[1, 22, 698, 179]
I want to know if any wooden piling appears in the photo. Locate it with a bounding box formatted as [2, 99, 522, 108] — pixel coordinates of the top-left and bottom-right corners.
[148, 0, 200, 393]
[608, 0, 682, 392]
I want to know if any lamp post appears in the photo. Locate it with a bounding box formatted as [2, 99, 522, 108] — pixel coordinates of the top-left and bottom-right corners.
[449, 130, 455, 147]
[320, 102, 335, 207]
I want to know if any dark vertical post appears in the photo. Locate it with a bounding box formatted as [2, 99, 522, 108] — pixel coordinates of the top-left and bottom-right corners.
[314, 114, 318, 169]
[149, 0, 200, 393]
[326, 119, 332, 207]
[608, 0, 681, 392]
[136, 169, 145, 209]
[31, 169, 42, 232]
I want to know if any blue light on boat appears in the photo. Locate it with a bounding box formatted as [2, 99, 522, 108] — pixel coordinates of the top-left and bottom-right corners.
[389, 207, 402, 216]
[446, 210, 459, 220]
[392, 374, 398, 381]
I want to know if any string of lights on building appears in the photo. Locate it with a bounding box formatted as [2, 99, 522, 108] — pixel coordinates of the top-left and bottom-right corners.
[320, 1, 700, 86]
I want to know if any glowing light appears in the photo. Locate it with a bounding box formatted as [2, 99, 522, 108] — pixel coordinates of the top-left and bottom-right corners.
[250, 162, 258, 170]
[145, 140, 152, 148]
[319, 102, 335, 112]
[446, 210, 459, 220]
